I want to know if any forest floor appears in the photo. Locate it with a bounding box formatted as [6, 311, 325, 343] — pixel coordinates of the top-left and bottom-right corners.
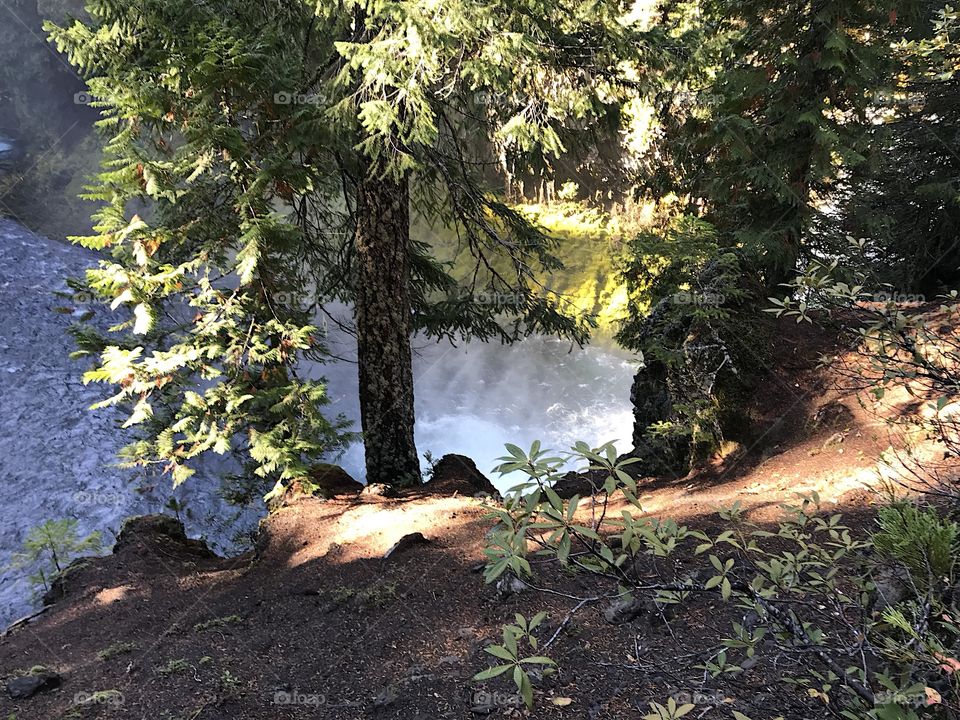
[0, 314, 951, 720]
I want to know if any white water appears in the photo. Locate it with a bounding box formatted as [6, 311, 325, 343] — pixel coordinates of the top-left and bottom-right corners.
[319, 331, 638, 491]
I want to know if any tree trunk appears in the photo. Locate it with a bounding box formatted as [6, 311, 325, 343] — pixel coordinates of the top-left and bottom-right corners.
[354, 160, 422, 487]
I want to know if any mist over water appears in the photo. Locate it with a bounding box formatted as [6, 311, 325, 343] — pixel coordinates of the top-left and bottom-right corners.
[318, 321, 638, 492]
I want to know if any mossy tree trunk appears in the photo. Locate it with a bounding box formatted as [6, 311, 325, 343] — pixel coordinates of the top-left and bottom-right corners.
[354, 160, 422, 487]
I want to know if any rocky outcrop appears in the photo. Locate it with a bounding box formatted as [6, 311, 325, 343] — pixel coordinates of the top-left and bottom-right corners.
[114, 515, 216, 559]
[627, 251, 764, 475]
[629, 356, 689, 476]
[308, 464, 363, 497]
[425, 454, 500, 499]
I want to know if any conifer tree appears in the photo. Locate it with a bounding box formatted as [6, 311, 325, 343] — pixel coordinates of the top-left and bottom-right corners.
[638, 0, 902, 287]
[848, 3, 960, 293]
[49, 0, 642, 491]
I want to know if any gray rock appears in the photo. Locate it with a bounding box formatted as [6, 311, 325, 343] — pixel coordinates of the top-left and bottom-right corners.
[495, 574, 529, 597]
[603, 596, 675, 625]
[604, 596, 648, 624]
[6, 669, 61, 699]
[873, 564, 911, 612]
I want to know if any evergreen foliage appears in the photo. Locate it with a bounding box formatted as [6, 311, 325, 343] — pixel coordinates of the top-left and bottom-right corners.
[639, 0, 905, 286]
[9, 519, 101, 595]
[47, 0, 647, 493]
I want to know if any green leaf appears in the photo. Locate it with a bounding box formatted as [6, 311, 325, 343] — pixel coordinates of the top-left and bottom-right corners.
[472, 664, 512, 681]
[520, 656, 556, 665]
[484, 644, 515, 662]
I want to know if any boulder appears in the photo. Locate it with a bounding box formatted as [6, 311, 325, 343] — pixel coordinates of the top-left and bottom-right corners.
[114, 515, 214, 558]
[551, 470, 606, 499]
[6, 669, 61, 700]
[426, 454, 500, 499]
[307, 464, 363, 497]
[268, 466, 362, 510]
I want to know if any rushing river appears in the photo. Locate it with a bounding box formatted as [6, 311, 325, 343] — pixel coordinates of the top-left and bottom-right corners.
[0, 218, 637, 627]
[320, 329, 637, 488]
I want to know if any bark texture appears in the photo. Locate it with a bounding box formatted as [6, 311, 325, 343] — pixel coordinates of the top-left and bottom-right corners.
[354, 162, 422, 487]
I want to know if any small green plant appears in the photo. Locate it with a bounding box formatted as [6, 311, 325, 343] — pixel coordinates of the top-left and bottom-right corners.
[155, 658, 190, 677]
[328, 580, 398, 608]
[75, 690, 124, 707]
[193, 615, 242, 632]
[472, 612, 555, 709]
[643, 698, 696, 720]
[422, 450, 439, 482]
[165, 497, 187, 523]
[96, 641, 135, 661]
[874, 503, 958, 588]
[9, 519, 101, 594]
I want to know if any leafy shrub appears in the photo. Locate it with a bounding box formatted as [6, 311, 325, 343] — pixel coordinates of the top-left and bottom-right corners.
[472, 612, 555, 708]
[477, 440, 960, 717]
[767, 236, 960, 502]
